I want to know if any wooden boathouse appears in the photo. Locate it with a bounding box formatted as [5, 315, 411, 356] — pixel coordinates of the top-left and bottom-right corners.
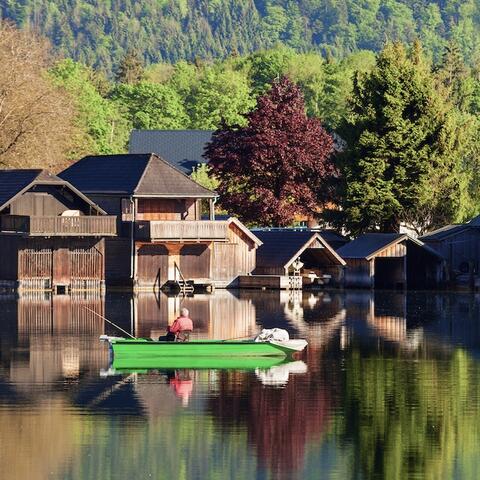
[336, 233, 444, 289]
[0, 170, 116, 292]
[241, 229, 346, 289]
[421, 215, 480, 288]
[60, 153, 262, 291]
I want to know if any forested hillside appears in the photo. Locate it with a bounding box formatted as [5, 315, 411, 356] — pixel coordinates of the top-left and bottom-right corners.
[1, 0, 479, 74]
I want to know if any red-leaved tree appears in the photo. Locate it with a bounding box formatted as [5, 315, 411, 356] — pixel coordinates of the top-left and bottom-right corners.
[204, 76, 336, 226]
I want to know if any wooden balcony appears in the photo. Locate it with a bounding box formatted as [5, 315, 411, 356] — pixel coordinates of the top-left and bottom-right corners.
[0, 215, 117, 237]
[136, 220, 229, 242]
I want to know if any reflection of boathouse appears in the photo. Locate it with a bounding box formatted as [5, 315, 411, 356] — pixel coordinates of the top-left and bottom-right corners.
[106, 290, 258, 341]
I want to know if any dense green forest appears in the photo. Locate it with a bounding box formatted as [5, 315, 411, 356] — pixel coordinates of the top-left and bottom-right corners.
[1, 0, 480, 75]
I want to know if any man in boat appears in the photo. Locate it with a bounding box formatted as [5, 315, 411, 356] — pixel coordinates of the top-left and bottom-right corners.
[159, 308, 193, 342]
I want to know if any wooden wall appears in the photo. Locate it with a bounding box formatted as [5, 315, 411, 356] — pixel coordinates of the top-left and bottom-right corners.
[375, 242, 406, 258]
[9, 186, 94, 216]
[180, 244, 210, 279]
[136, 198, 199, 221]
[212, 223, 257, 285]
[105, 238, 131, 285]
[423, 230, 480, 275]
[87, 195, 122, 215]
[10, 192, 68, 216]
[136, 244, 169, 287]
[344, 258, 374, 288]
[0, 236, 106, 290]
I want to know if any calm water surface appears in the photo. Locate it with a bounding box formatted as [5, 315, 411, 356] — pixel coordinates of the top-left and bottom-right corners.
[1, 289, 480, 480]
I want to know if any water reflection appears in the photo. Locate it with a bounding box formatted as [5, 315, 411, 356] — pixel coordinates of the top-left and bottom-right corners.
[0, 290, 480, 479]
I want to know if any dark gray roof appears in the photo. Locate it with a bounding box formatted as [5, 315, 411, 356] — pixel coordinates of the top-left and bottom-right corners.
[420, 224, 469, 241]
[129, 130, 214, 174]
[312, 229, 348, 249]
[468, 214, 480, 226]
[253, 229, 345, 269]
[0, 169, 106, 213]
[60, 153, 215, 198]
[0, 169, 44, 210]
[337, 233, 405, 259]
[421, 214, 480, 242]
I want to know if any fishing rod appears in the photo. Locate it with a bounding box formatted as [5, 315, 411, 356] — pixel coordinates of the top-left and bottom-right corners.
[83, 306, 136, 339]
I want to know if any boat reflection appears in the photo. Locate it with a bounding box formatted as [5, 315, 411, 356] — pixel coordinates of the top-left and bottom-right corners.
[101, 359, 308, 386]
[255, 360, 307, 387]
[2, 290, 480, 480]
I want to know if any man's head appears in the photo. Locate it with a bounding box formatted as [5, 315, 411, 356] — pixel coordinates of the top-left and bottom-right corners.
[180, 308, 189, 318]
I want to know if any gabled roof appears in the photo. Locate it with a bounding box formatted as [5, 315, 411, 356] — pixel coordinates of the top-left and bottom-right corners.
[60, 153, 216, 198]
[420, 224, 468, 241]
[420, 214, 480, 242]
[337, 233, 405, 259]
[311, 229, 349, 249]
[253, 229, 346, 270]
[0, 169, 106, 214]
[337, 233, 443, 260]
[129, 130, 213, 174]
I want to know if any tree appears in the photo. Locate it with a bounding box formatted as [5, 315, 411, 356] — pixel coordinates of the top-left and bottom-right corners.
[188, 66, 255, 129]
[50, 59, 129, 155]
[111, 82, 188, 130]
[0, 22, 75, 170]
[205, 77, 336, 226]
[334, 42, 469, 235]
[190, 164, 219, 192]
[115, 50, 144, 84]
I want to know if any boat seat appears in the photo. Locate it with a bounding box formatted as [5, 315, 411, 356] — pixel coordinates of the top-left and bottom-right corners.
[175, 330, 192, 342]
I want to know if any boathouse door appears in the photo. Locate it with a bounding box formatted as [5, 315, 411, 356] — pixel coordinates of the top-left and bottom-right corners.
[18, 248, 53, 290]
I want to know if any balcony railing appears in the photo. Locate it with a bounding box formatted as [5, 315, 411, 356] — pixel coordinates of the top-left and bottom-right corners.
[1, 215, 117, 237]
[136, 220, 229, 241]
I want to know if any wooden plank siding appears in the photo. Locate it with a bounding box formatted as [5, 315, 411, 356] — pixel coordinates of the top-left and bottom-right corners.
[373, 242, 406, 258]
[425, 229, 480, 273]
[136, 198, 199, 221]
[1, 215, 116, 236]
[180, 244, 211, 279]
[104, 238, 131, 285]
[344, 258, 374, 288]
[136, 244, 169, 288]
[139, 220, 229, 241]
[0, 238, 107, 291]
[212, 223, 257, 285]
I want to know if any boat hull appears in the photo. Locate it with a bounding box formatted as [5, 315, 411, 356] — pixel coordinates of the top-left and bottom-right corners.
[107, 356, 290, 372]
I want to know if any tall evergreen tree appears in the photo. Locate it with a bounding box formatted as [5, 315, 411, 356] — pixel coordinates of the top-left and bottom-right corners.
[334, 42, 469, 235]
[205, 77, 336, 226]
[115, 50, 144, 84]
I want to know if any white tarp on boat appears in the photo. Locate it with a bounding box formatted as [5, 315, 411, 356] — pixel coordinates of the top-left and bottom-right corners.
[254, 328, 289, 342]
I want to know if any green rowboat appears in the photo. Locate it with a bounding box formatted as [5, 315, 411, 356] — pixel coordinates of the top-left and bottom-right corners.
[101, 335, 308, 367]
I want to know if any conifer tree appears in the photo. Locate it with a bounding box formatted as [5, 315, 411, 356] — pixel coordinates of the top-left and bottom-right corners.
[335, 42, 469, 235]
[115, 50, 144, 84]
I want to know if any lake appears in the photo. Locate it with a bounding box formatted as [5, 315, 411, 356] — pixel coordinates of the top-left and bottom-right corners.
[0, 289, 479, 480]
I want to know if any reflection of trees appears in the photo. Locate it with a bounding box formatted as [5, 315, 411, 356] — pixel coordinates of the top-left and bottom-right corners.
[64, 411, 257, 479]
[0, 400, 79, 480]
[340, 349, 480, 480]
[209, 352, 341, 479]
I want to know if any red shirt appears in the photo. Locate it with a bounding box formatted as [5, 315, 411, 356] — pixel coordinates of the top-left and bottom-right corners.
[169, 316, 193, 334]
